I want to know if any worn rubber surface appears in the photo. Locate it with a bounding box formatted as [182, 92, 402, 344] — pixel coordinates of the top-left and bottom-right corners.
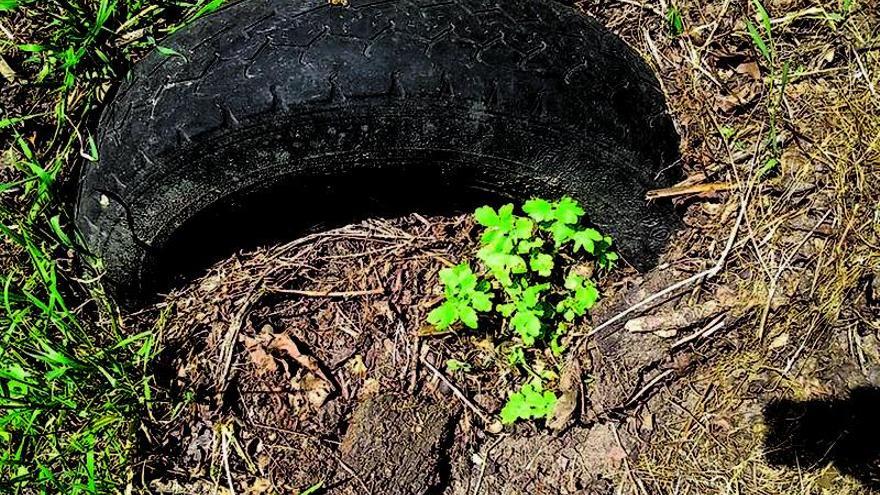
[77, 0, 681, 301]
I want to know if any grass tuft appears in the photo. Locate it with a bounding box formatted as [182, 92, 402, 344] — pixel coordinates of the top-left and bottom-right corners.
[0, 1, 225, 492]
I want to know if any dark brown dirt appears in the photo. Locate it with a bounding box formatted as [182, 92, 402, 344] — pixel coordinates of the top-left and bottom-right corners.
[339, 393, 457, 494]
[133, 213, 646, 494]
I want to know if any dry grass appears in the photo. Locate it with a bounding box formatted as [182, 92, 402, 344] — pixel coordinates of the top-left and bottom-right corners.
[583, 0, 880, 493]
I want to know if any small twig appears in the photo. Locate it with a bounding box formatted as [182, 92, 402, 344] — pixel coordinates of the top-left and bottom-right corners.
[472, 437, 504, 495]
[614, 0, 663, 16]
[334, 454, 372, 495]
[645, 182, 733, 200]
[215, 281, 263, 395]
[756, 210, 832, 339]
[220, 424, 237, 495]
[623, 369, 673, 409]
[583, 198, 746, 341]
[671, 314, 726, 349]
[782, 317, 818, 375]
[611, 423, 648, 495]
[268, 287, 384, 297]
[421, 355, 500, 430]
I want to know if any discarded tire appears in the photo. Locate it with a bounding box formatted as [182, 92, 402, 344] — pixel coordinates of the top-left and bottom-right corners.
[76, 0, 682, 302]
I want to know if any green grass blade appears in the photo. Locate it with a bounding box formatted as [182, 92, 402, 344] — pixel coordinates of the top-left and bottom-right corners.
[746, 20, 772, 62]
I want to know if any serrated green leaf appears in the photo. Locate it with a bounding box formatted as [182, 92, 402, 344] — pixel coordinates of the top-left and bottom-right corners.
[500, 381, 557, 424]
[511, 310, 542, 345]
[507, 347, 526, 366]
[445, 359, 471, 373]
[513, 217, 534, 239]
[458, 304, 479, 329]
[497, 302, 515, 318]
[474, 205, 499, 227]
[575, 283, 599, 311]
[427, 301, 458, 330]
[564, 273, 584, 291]
[470, 291, 493, 312]
[572, 229, 602, 254]
[517, 238, 543, 254]
[553, 197, 584, 224]
[529, 253, 553, 276]
[522, 198, 554, 222]
[522, 283, 548, 307]
[548, 221, 575, 246]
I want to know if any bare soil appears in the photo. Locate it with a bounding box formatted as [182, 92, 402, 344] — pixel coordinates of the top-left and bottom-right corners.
[135, 214, 639, 494]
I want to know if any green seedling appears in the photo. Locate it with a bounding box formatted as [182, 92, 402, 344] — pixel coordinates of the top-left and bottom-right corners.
[499, 380, 558, 424]
[427, 263, 493, 330]
[746, 0, 774, 63]
[299, 481, 324, 495]
[445, 359, 472, 373]
[428, 197, 614, 424]
[667, 5, 684, 37]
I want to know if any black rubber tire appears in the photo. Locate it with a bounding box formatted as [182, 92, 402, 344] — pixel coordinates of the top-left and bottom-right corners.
[76, 0, 681, 302]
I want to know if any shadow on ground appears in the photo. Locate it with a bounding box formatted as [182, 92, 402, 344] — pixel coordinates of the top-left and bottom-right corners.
[764, 386, 880, 489]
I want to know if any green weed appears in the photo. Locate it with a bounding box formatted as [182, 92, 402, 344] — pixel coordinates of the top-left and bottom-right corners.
[499, 380, 557, 425]
[427, 197, 615, 425]
[744, 0, 787, 178]
[666, 5, 685, 37]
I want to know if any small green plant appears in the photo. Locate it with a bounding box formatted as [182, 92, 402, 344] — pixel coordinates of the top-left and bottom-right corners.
[298, 481, 324, 495]
[499, 380, 557, 424]
[666, 5, 685, 37]
[745, 0, 773, 64]
[744, 0, 791, 180]
[445, 359, 472, 373]
[427, 263, 493, 330]
[427, 197, 615, 425]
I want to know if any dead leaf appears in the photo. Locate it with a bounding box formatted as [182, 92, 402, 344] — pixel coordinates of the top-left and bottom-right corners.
[301, 373, 332, 407]
[639, 409, 654, 432]
[735, 61, 761, 80]
[0, 55, 17, 83]
[474, 338, 496, 354]
[625, 301, 721, 334]
[245, 477, 273, 494]
[244, 334, 277, 376]
[822, 47, 835, 64]
[654, 329, 678, 338]
[714, 85, 757, 113]
[549, 360, 581, 430]
[606, 446, 628, 468]
[348, 354, 368, 378]
[548, 391, 577, 430]
[270, 333, 335, 387]
[769, 332, 790, 350]
[359, 378, 380, 399]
